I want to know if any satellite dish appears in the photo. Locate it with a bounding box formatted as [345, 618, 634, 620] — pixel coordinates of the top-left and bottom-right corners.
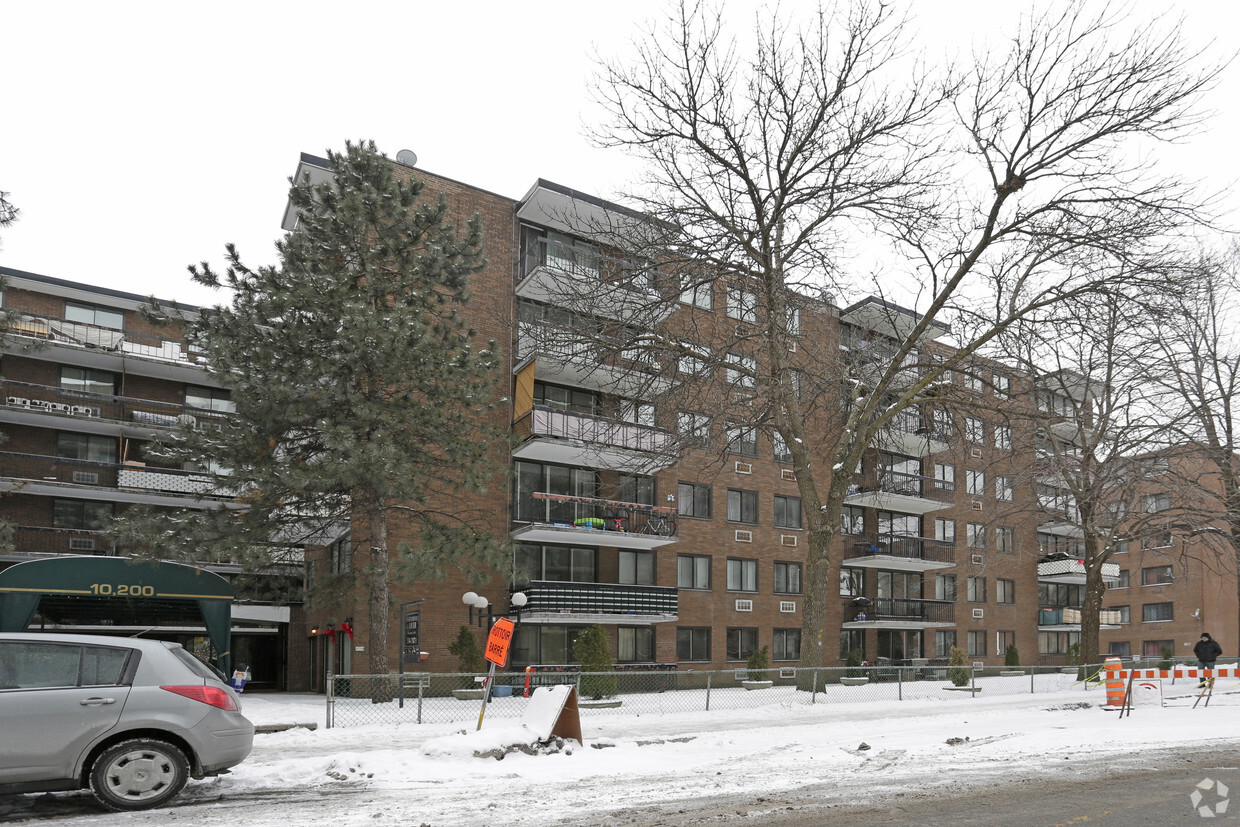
[395, 149, 418, 167]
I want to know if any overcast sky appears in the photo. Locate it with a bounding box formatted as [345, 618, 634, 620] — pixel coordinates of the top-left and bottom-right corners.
[2, 1, 1235, 309]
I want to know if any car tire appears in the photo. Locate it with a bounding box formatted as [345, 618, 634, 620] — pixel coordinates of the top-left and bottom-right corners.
[88, 738, 190, 811]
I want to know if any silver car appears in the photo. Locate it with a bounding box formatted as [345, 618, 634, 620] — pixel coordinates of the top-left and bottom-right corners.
[0, 633, 254, 811]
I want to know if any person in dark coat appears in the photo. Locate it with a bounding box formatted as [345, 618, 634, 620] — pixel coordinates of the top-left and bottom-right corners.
[1194, 633, 1223, 688]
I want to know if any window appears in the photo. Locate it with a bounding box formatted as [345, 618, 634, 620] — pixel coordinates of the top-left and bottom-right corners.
[1111, 605, 1131, 624]
[534, 382, 597, 414]
[994, 374, 1010, 399]
[933, 462, 955, 493]
[967, 576, 987, 603]
[1142, 603, 1174, 622]
[967, 470, 986, 497]
[931, 574, 955, 603]
[65, 301, 123, 330]
[185, 385, 235, 414]
[0, 641, 131, 690]
[677, 482, 711, 519]
[840, 629, 866, 660]
[1114, 570, 1130, 589]
[1142, 532, 1172, 550]
[516, 544, 596, 583]
[677, 627, 711, 661]
[677, 411, 711, 448]
[1109, 641, 1132, 657]
[52, 499, 113, 530]
[965, 417, 984, 444]
[618, 551, 655, 586]
[678, 341, 710, 376]
[727, 425, 758, 457]
[773, 629, 801, 661]
[967, 630, 987, 657]
[618, 474, 655, 506]
[935, 630, 957, 658]
[1039, 631, 1080, 656]
[726, 353, 757, 389]
[1142, 566, 1173, 586]
[1144, 493, 1172, 513]
[727, 558, 758, 592]
[59, 366, 117, 397]
[514, 461, 599, 523]
[726, 627, 759, 661]
[994, 425, 1012, 452]
[774, 562, 802, 594]
[878, 570, 922, 600]
[677, 554, 711, 590]
[935, 518, 956, 545]
[773, 431, 793, 463]
[679, 278, 713, 309]
[1143, 639, 1174, 659]
[996, 475, 1014, 502]
[996, 579, 1015, 604]
[619, 400, 655, 427]
[996, 630, 1016, 656]
[786, 306, 802, 337]
[967, 369, 985, 392]
[789, 369, 803, 400]
[967, 522, 986, 550]
[839, 568, 865, 597]
[996, 526, 1015, 554]
[774, 495, 802, 529]
[55, 432, 117, 463]
[617, 627, 653, 663]
[932, 408, 953, 438]
[329, 534, 352, 574]
[841, 506, 865, 536]
[727, 287, 757, 322]
[727, 489, 758, 524]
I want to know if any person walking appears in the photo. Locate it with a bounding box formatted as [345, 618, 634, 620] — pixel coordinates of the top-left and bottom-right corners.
[1194, 633, 1222, 688]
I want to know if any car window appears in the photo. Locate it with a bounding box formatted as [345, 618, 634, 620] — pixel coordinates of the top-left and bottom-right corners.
[81, 646, 131, 686]
[0, 642, 131, 689]
[170, 646, 222, 682]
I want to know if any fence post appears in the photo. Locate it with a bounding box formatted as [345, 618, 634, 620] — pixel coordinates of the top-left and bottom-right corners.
[417, 676, 424, 725]
[705, 672, 712, 711]
[970, 664, 977, 697]
[1030, 668, 1035, 694]
[898, 666, 903, 701]
[325, 669, 335, 730]
[811, 668, 819, 704]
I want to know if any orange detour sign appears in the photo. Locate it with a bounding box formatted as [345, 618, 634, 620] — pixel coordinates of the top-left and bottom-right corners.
[485, 617, 516, 667]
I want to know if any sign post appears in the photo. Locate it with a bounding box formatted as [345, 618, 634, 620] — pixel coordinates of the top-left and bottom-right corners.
[476, 616, 516, 731]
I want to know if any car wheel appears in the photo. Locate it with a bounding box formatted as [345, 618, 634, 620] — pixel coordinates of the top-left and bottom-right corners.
[89, 738, 190, 811]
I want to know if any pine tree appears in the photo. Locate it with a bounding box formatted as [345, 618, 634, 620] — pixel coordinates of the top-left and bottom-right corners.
[948, 646, 971, 687]
[574, 625, 617, 700]
[111, 141, 507, 678]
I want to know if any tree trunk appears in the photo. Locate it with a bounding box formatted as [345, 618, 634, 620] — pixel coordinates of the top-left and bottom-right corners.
[366, 501, 392, 701]
[1080, 532, 1106, 668]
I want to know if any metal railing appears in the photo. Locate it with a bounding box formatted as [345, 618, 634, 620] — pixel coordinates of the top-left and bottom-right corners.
[1, 378, 228, 430]
[516, 580, 678, 616]
[324, 663, 1101, 728]
[519, 236, 655, 291]
[515, 405, 672, 454]
[11, 312, 197, 364]
[6, 525, 115, 556]
[520, 492, 678, 537]
[855, 597, 956, 623]
[0, 450, 230, 501]
[850, 536, 955, 564]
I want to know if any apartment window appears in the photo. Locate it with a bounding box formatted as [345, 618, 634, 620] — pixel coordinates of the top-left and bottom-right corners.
[679, 278, 713, 310]
[994, 374, 1010, 399]
[996, 475, 1014, 502]
[996, 579, 1015, 604]
[726, 353, 757, 389]
[59, 366, 117, 397]
[932, 408, 953, 437]
[1142, 531, 1173, 550]
[967, 576, 987, 603]
[617, 627, 654, 663]
[618, 550, 655, 586]
[677, 554, 711, 590]
[727, 425, 758, 457]
[789, 369, 803, 400]
[1142, 602, 1174, 622]
[967, 630, 987, 657]
[1111, 605, 1131, 624]
[1114, 570, 1130, 589]
[774, 495, 802, 529]
[329, 534, 352, 574]
[877, 570, 921, 600]
[996, 526, 1015, 554]
[774, 561, 802, 595]
[619, 400, 655, 427]
[965, 416, 984, 444]
[773, 629, 801, 661]
[1142, 566, 1173, 586]
[65, 301, 123, 330]
[52, 499, 113, 530]
[773, 431, 793, 463]
[935, 518, 956, 545]
[678, 412, 711, 448]
[514, 461, 599, 523]
[677, 627, 711, 662]
[967, 371, 985, 392]
[967, 522, 986, 550]
[994, 425, 1012, 452]
[534, 382, 597, 414]
[996, 630, 1016, 656]
[1143, 640, 1174, 658]
[727, 287, 757, 323]
[726, 627, 759, 661]
[185, 385, 235, 414]
[727, 489, 758, 524]
[935, 630, 957, 658]
[677, 482, 711, 519]
[727, 558, 758, 592]
[516, 544, 597, 583]
[786, 306, 802, 337]
[618, 474, 655, 507]
[933, 462, 955, 493]
[1144, 492, 1172, 513]
[966, 470, 986, 497]
[841, 506, 865, 536]
[1039, 631, 1079, 656]
[839, 568, 865, 597]
[935, 573, 957, 601]
[840, 629, 866, 660]
[1109, 641, 1132, 657]
[677, 341, 710, 376]
[55, 432, 118, 463]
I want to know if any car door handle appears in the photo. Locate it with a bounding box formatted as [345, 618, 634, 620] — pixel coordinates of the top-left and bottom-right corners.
[80, 697, 117, 706]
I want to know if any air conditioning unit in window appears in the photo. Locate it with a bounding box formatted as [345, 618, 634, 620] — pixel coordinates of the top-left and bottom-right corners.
[779, 601, 797, 613]
[68, 537, 96, 551]
[788, 341, 797, 353]
[971, 554, 984, 565]
[781, 534, 798, 547]
[735, 461, 752, 474]
[780, 468, 796, 481]
[970, 448, 983, 459]
[735, 530, 753, 543]
[735, 599, 754, 612]
[971, 500, 983, 511]
[779, 667, 797, 679]
[72, 471, 99, 485]
[972, 608, 984, 619]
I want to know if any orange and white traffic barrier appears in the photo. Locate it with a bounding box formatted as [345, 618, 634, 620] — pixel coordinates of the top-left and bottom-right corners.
[1105, 657, 1125, 708]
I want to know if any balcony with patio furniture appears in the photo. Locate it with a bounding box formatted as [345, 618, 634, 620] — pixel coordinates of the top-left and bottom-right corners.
[840, 597, 955, 629]
[842, 535, 956, 572]
[511, 491, 679, 550]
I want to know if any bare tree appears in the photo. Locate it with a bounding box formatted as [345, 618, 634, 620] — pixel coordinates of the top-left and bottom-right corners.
[579, 0, 1219, 672]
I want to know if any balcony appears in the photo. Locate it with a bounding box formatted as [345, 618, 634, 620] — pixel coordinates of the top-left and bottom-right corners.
[0, 526, 115, 561]
[874, 412, 949, 457]
[841, 597, 955, 629]
[1037, 557, 1121, 585]
[0, 451, 236, 509]
[842, 535, 956, 572]
[517, 237, 671, 326]
[0, 378, 226, 438]
[512, 492, 679, 550]
[515, 324, 671, 401]
[513, 405, 675, 473]
[514, 580, 678, 625]
[1038, 606, 1122, 631]
[843, 470, 952, 515]
[7, 312, 204, 383]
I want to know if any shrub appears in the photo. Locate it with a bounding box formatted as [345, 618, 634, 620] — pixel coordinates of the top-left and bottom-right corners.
[746, 645, 770, 682]
[948, 646, 971, 687]
[1159, 644, 1174, 670]
[574, 625, 617, 699]
[1067, 641, 1081, 666]
[845, 649, 864, 678]
[1004, 644, 1021, 667]
[447, 626, 483, 688]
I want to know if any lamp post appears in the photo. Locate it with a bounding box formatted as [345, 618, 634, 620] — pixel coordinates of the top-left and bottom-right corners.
[461, 590, 527, 731]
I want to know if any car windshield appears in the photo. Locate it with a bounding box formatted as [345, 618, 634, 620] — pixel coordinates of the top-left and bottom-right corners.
[167, 645, 225, 683]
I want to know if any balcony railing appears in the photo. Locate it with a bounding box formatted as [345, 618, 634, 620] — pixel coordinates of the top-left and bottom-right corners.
[850, 536, 955, 564]
[519, 237, 656, 291]
[521, 492, 677, 538]
[516, 405, 672, 454]
[515, 580, 678, 617]
[851, 597, 955, 623]
[1, 378, 227, 430]
[0, 451, 230, 500]
[10, 312, 197, 364]
[7, 525, 116, 556]
[852, 470, 953, 500]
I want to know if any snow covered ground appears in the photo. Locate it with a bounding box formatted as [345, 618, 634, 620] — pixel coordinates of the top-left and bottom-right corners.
[5, 671, 1240, 826]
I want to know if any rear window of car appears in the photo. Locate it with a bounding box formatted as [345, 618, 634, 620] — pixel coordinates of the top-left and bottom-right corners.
[0, 642, 132, 689]
[169, 647, 221, 682]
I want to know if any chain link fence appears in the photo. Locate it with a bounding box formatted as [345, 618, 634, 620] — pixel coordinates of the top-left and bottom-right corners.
[325, 662, 1106, 728]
